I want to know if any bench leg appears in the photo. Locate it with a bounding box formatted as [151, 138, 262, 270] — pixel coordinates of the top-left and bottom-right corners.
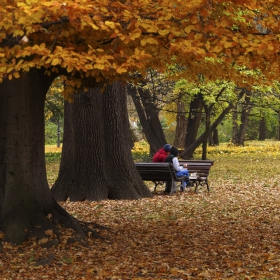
[165, 181, 171, 192]
[206, 182, 210, 192]
[169, 181, 177, 195]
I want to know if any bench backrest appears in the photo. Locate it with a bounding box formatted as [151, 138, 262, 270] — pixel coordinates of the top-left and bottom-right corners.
[134, 162, 183, 181]
[179, 160, 214, 178]
[134, 162, 172, 181]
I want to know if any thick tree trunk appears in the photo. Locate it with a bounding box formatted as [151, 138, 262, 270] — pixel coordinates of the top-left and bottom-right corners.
[128, 85, 167, 154]
[173, 100, 188, 148]
[0, 70, 85, 244]
[52, 82, 152, 201]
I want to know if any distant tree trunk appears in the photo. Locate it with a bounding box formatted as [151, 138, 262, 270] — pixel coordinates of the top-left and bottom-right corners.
[128, 85, 167, 154]
[277, 111, 280, 140]
[181, 105, 233, 159]
[259, 116, 266, 141]
[173, 99, 188, 148]
[231, 105, 238, 144]
[212, 129, 219, 145]
[237, 94, 252, 146]
[184, 92, 204, 149]
[202, 105, 211, 160]
[0, 70, 86, 244]
[52, 82, 152, 201]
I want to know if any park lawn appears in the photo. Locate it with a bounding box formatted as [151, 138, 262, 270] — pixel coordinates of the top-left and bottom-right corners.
[1, 142, 280, 279]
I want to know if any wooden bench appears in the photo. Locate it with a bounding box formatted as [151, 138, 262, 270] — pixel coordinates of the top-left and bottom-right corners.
[134, 162, 188, 195]
[179, 160, 214, 192]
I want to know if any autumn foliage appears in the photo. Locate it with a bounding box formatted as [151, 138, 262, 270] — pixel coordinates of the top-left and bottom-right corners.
[1, 141, 280, 279]
[1, 0, 280, 86]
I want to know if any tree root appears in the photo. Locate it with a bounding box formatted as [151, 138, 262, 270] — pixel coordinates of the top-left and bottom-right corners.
[0, 198, 110, 246]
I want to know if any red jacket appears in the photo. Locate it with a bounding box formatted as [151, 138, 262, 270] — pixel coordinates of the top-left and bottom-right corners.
[152, 148, 168, 162]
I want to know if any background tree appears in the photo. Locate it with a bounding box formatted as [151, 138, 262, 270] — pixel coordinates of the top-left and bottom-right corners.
[45, 76, 65, 146]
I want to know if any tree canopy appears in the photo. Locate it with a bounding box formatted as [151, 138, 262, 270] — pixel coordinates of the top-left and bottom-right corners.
[1, 0, 280, 85]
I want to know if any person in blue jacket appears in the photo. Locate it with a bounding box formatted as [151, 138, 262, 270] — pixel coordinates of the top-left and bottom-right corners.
[165, 146, 189, 192]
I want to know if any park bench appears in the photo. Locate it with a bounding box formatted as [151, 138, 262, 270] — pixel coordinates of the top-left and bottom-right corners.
[134, 162, 188, 195]
[135, 160, 214, 194]
[179, 160, 214, 192]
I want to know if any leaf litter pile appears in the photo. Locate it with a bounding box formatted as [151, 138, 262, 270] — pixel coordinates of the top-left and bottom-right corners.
[1, 153, 280, 279]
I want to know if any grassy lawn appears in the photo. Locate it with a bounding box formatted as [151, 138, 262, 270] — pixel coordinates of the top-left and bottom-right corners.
[1, 141, 279, 279]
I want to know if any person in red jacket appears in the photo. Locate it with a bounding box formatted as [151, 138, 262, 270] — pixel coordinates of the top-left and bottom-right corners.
[152, 144, 172, 162]
[152, 144, 172, 192]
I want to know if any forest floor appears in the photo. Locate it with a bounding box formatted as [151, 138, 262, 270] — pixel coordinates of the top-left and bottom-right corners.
[1, 143, 280, 279]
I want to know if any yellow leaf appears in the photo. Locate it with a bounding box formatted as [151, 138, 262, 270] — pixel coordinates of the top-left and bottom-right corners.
[146, 38, 158, 45]
[13, 72, 20, 78]
[8, 74, 12, 80]
[194, 33, 202, 40]
[26, 0, 38, 4]
[51, 58, 61, 66]
[90, 23, 99, 30]
[116, 67, 127, 74]
[224, 41, 235, 48]
[158, 29, 170, 36]
[105, 21, 115, 29]
[212, 45, 223, 53]
[140, 39, 147, 46]
[130, 29, 141, 40]
[184, 25, 194, 34]
[100, 7, 108, 12]
[94, 63, 105, 70]
[67, 65, 74, 73]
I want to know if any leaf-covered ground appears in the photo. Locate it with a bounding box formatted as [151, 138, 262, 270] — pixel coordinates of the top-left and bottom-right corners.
[1, 148, 280, 279]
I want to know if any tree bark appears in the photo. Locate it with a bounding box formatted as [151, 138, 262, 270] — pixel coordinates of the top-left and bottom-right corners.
[51, 82, 152, 201]
[258, 116, 266, 141]
[231, 105, 238, 144]
[181, 103, 234, 159]
[128, 85, 167, 154]
[184, 92, 204, 149]
[0, 70, 86, 244]
[237, 94, 252, 146]
[173, 100, 188, 148]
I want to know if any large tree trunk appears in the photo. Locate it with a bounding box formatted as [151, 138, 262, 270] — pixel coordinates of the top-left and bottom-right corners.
[51, 82, 152, 201]
[0, 70, 85, 244]
[128, 85, 167, 154]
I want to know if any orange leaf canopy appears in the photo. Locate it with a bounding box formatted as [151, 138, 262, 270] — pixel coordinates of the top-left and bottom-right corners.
[0, 0, 280, 84]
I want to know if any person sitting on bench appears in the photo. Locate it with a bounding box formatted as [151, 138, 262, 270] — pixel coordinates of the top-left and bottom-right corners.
[152, 144, 172, 162]
[165, 146, 189, 192]
[152, 144, 172, 192]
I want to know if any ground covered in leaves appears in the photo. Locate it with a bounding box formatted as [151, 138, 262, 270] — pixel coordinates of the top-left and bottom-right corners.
[1, 144, 280, 279]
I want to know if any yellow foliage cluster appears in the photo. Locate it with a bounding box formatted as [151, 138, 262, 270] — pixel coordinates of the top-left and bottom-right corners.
[0, 1, 280, 85]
